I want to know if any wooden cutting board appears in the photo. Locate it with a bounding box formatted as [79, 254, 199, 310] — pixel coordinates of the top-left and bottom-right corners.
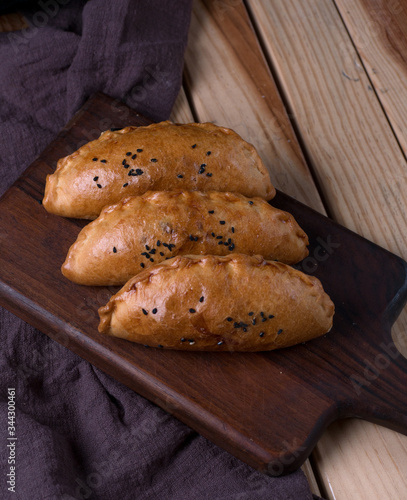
[1, 93, 406, 475]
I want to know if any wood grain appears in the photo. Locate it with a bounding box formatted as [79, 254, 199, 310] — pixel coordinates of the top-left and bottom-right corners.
[334, 0, 407, 157]
[169, 86, 195, 123]
[0, 12, 27, 32]
[0, 94, 406, 480]
[246, 0, 407, 497]
[312, 419, 407, 500]
[184, 0, 325, 211]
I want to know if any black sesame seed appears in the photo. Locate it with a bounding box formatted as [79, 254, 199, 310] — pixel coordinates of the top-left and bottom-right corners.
[157, 240, 161, 246]
[150, 249, 156, 254]
[189, 235, 195, 241]
[132, 154, 137, 159]
[199, 296, 204, 302]
[113, 247, 117, 253]
[216, 235, 223, 239]
[248, 312, 254, 316]
[93, 176, 99, 181]
[137, 148, 143, 152]
[140, 263, 145, 268]
[252, 319, 256, 325]
[169, 244, 175, 250]
[241, 323, 249, 328]
[122, 159, 127, 165]
[97, 184, 102, 188]
[128, 169, 134, 175]
[126, 152, 132, 156]
[177, 174, 183, 178]
[160, 252, 164, 256]
[145, 245, 150, 251]
[262, 317, 267, 322]
[217, 341, 224, 345]
[181, 338, 186, 342]
[152, 308, 157, 314]
[269, 315, 274, 319]
[142, 308, 148, 315]
[189, 308, 196, 313]
[249, 201, 254, 205]
[223, 241, 229, 246]
[219, 221, 226, 225]
[194, 236, 199, 241]
[100, 159, 107, 163]
[259, 332, 265, 337]
[199, 165, 206, 174]
[163, 243, 169, 248]
[92, 157, 98, 161]
[231, 227, 235, 233]
[191, 144, 197, 148]
[124, 164, 129, 168]
[150, 158, 158, 162]
[141, 252, 148, 256]
[234, 322, 240, 328]
[206, 151, 211, 156]
[150, 258, 154, 262]
[123, 183, 128, 187]
[206, 173, 212, 177]
[218, 241, 223, 245]
[211, 232, 216, 237]
[135, 168, 144, 175]
[277, 329, 283, 335]
[260, 312, 265, 317]
[208, 210, 215, 214]
[226, 317, 233, 322]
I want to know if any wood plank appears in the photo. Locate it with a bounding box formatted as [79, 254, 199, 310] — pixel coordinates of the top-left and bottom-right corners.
[169, 86, 195, 123]
[183, 0, 325, 212]
[334, 0, 407, 157]
[246, 1, 407, 498]
[247, 0, 407, 257]
[312, 420, 407, 500]
[0, 12, 27, 32]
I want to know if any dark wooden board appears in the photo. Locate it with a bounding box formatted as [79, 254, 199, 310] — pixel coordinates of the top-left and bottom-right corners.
[1, 93, 406, 475]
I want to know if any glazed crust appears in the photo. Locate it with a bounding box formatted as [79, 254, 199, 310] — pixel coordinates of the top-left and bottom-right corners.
[98, 254, 334, 351]
[62, 191, 309, 286]
[43, 121, 275, 219]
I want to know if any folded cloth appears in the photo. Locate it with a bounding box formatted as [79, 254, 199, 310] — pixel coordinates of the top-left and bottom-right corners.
[0, 1, 323, 498]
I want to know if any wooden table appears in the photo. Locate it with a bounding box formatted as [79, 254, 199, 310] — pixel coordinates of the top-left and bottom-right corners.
[2, 2, 407, 498]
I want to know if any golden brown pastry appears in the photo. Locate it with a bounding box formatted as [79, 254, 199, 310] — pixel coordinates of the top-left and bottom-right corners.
[62, 191, 309, 286]
[98, 254, 334, 351]
[43, 121, 275, 219]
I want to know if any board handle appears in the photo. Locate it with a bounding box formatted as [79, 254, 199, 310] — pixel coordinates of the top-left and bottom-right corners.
[347, 319, 407, 435]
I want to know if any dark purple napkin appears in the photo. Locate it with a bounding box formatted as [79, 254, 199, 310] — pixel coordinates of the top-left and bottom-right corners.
[0, 1, 322, 498]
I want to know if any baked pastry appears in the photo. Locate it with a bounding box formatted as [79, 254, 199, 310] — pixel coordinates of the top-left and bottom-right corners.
[62, 191, 309, 286]
[43, 121, 275, 219]
[98, 254, 334, 351]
